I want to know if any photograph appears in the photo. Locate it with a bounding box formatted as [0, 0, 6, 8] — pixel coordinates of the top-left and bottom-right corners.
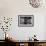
[18, 15, 34, 27]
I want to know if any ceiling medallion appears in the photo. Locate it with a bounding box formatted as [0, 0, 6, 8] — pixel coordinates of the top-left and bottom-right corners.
[29, 0, 43, 8]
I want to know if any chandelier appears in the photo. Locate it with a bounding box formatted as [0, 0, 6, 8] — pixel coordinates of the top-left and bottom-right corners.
[29, 0, 44, 8]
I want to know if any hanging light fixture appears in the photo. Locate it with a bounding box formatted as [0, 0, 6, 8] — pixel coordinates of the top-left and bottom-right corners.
[29, 0, 44, 8]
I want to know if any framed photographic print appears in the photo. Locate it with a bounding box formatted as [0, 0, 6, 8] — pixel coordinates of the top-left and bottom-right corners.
[18, 15, 34, 27]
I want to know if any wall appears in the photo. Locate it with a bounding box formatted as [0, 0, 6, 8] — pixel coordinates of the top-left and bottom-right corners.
[0, 0, 46, 40]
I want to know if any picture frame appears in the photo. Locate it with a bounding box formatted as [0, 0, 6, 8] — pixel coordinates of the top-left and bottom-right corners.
[18, 15, 34, 27]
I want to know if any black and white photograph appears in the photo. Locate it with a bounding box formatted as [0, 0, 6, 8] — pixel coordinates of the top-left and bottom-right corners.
[0, 0, 46, 46]
[18, 15, 34, 27]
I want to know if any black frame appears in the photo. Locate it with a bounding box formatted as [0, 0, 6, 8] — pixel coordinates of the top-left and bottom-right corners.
[18, 15, 34, 27]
